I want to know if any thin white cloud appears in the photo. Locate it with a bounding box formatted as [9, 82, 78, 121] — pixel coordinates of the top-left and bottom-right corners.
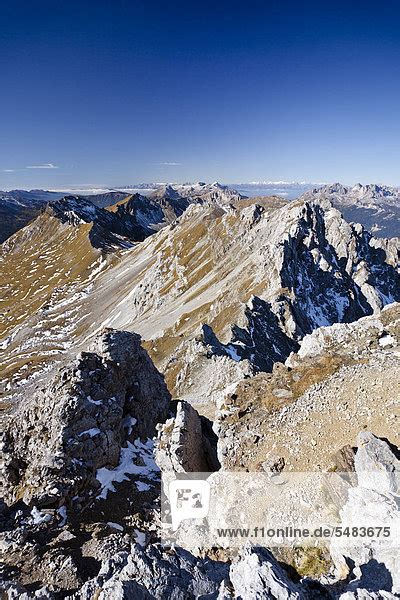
[2, 169, 15, 172]
[156, 162, 183, 166]
[26, 163, 59, 169]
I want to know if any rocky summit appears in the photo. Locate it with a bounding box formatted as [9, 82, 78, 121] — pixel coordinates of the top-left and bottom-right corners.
[1, 329, 170, 508]
[0, 182, 399, 598]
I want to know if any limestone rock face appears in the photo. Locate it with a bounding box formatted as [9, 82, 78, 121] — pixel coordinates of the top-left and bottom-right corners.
[338, 592, 397, 599]
[332, 432, 400, 596]
[70, 543, 321, 600]
[0, 581, 55, 599]
[215, 303, 399, 472]
[354, 431, 400, 494]
[228, 545, 310, 599]
[78, 544, 230, 600]
[1, 329, 170, 507]
[286, 302, 398, 367]
[162, 336, 255, 413]
[155, 400, 219, 473]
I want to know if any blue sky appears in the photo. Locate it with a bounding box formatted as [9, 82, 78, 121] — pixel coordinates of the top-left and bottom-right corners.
[1, 0, 400, 189]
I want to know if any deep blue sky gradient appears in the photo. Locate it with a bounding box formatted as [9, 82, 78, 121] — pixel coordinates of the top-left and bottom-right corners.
[1, 0, 400, 188]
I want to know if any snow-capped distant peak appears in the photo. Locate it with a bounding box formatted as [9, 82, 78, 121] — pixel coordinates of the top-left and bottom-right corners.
[301, 182, 400, 238]
[150, 181, 243, 205]
[307, 182, 400, 203]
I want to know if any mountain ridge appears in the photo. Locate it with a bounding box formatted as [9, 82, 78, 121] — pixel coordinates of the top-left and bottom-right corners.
[1, 180, 399, 598]
[1, 191, 398, 413]
[2, 180, 400, 243]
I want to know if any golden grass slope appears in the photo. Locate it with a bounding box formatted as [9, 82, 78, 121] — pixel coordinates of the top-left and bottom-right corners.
[0, 211, 118, 391]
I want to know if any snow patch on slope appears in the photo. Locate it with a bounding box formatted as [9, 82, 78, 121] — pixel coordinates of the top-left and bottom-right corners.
[96, 438, 158, 500]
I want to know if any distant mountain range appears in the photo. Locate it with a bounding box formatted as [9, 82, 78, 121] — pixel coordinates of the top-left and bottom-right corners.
[0, 189, 63, 243]
[0, 189, 128, 243]
[301, 183, 400, 238]
[0, 181, 399, 246]
[0, 182, 242, 244]
[229, 181, 322, 199]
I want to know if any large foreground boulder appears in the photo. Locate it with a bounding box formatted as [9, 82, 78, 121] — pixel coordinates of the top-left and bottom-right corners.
[155, 400, 219, 473]
[228, 545, 310, 599]
[331, 432, 400, 595]
[73, 543, 319, 599]
[1, 329, 170, 507]
[78, 544, 230, 600]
